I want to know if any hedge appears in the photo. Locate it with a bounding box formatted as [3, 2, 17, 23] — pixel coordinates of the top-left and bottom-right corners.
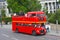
[48, 13, 60, 24]
[2, 17, 12, 22]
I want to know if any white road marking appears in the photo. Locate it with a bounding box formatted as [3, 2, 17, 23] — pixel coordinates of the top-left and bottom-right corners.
[2, 34, 9, 38]
[11, 37, 19, 40]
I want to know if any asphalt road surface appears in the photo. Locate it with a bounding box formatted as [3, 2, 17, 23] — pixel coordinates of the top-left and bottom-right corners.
[0, 24, 60, 40]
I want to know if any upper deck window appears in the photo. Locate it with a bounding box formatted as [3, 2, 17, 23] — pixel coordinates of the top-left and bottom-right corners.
[37, 14, 45, 17]
[31, 14, 36, 16]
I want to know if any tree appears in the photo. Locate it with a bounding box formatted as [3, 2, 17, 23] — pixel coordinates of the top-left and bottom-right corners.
[7, 0, 41, 13]
[59, 0, 60, 3]
[1, 9, 6, 17]
[48, 9, 60, 24]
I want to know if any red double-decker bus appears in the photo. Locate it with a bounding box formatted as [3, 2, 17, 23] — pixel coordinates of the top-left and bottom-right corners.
[12, 11, 47, 35]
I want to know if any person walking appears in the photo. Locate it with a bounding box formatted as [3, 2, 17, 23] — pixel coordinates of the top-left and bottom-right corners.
[45, 23, 51, 32]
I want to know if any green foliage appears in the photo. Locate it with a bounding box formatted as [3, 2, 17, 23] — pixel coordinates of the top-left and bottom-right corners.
[56, 9, 60, 24]
[59, 0, 60, 3]
[7, 0, 41, 13]
[0, 18, 2, 22]
[48, 9, 60, 24]
[48, 14, 56, 24]
[0, 9, 6, 22]
[2, 17, 12, 22]
[1, 9, 6, 17]
[46, 13, 52, 18]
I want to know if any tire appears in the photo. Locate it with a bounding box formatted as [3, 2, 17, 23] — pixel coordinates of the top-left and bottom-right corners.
[32, 31, 36, 36]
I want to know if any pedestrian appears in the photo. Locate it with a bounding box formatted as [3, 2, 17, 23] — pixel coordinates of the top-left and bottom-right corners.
[41, 23, 45, 28]
[25, 14, 27, 17]
[45, 23, 51, 32]
[13, 13, 16, 16]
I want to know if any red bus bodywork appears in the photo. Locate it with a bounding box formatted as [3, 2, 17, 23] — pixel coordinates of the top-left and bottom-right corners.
[12, 11, 47, 35]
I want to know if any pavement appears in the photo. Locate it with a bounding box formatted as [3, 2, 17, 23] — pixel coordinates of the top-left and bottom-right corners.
[47, 30, 60, 36]
[0, 23, 60, 36]
[47, 23, 60, 36]
[0, 24, 60, 40]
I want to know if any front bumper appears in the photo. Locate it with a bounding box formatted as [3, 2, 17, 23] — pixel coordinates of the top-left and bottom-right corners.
[36, 29, 46, 35]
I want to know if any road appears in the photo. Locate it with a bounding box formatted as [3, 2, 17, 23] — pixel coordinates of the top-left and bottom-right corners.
[0, 24, 60, 40]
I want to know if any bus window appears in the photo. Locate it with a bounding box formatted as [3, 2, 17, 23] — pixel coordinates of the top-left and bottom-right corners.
[16, 23, 23, 26]
[16, 23, 19, 26]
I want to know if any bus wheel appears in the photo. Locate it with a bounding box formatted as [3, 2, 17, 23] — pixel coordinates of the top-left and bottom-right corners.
[15, 28, 19, 33]
[32, 31, 36, 36]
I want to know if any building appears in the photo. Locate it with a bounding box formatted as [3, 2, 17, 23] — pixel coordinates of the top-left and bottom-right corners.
[39, 0, 60, 13]
[0, 0, 10, 17]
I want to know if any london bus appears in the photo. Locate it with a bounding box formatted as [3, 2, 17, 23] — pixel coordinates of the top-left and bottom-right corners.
[12, 11, 47, 35]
